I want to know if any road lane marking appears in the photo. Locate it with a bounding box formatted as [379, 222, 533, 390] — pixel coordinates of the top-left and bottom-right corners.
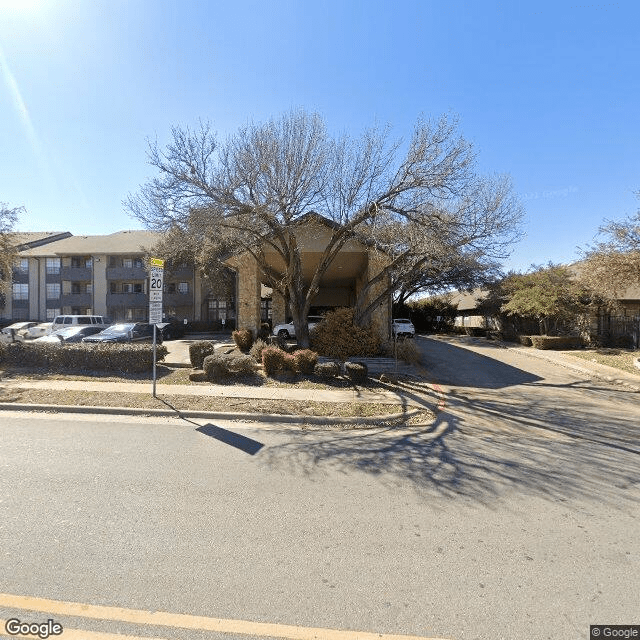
[0, 593, 453, 640]
[0, 618, 170, 640]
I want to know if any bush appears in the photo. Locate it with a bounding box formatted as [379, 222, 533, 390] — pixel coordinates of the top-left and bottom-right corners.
[381, 340, 422, 364]
[529, 335, 583, 350]
[314, 361, 340, 378]
[293, 349, 318, 374]
[257, 323, 271, 340]
[232, 328, 254, 352]
[249, 338, 268, 363]
[310, 308, 380, 359]
[262, 346, 287, 375]
[202, 352, 256, 381]
[189, 340, 217, 368]
[0, 342, 168, 374]
[518, 335, 533, 346]
[344, 361, 368, 383]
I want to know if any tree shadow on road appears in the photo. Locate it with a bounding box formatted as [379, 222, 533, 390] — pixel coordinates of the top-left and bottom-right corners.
[262, 390, 640, 510]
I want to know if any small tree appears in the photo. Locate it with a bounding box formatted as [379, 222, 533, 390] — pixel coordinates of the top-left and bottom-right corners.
[579, 194, 640, 302]
[500, 264, 594, 335]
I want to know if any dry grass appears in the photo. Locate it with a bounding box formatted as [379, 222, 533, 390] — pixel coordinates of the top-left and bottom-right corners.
[563, 349, 640, 376]
[0, 386, 406, 418]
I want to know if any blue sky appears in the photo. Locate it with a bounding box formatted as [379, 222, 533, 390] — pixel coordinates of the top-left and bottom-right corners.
[1, 0, 638, 272]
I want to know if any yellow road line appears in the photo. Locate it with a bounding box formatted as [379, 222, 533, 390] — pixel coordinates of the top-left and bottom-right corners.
[0, 618, 171, 640]
[0, 593, 453, 640]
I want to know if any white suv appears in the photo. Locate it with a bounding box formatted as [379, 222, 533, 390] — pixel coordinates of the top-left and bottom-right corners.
[272, 316, 324, 339]
[392, 318, 415, 338]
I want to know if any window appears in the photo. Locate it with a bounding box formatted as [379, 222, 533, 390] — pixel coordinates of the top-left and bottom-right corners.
[178, 282, 189, 294]
[86, 283, 92, 294]
[71, 257, 83, 268]
[14, 259, 28, 275]
[71, 283, 82, 294]
[133, 258, 143, 268]
[46, 308, 60, 321]
[122, 283, 133, 293]
[85, 258, 92, 269]
[12, 284, 28, 301]
[110, 282, 117, 294]
[165, 282, 176, 294]
[46, 258, 60, 275]
[133, 283, 143, 294]
[123, 259, 132, 269]
[46, 283, 61, 300]
[125, 308, 146, 321]
[108, 257, 117, 268]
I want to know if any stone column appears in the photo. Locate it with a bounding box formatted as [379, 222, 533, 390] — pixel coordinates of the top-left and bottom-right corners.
[271, 291, 287, 326]
[366, 250, 391, 341]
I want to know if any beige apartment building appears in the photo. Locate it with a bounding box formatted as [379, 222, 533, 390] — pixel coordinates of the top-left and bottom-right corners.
[6, 231, 217, 324]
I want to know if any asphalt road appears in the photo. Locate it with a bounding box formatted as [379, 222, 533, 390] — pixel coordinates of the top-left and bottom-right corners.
[0, 337, 638, 640]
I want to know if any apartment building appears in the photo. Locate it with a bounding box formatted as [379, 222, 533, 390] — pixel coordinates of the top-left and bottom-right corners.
[8, 230, 209, 323]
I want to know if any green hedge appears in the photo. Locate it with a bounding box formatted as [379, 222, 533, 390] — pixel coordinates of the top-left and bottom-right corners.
[0, 342, 168, 373]
[189, 340, 217, 368]
[529, 336, 583, 350]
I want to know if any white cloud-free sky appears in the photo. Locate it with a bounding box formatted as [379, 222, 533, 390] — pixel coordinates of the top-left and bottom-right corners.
[1, 0, 638, 271]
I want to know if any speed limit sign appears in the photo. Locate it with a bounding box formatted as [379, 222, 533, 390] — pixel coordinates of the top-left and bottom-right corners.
[149, 258, 164, 323]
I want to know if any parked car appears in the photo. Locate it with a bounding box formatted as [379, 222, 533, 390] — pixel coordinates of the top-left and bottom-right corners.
[392, 318, 415, 338]
[0, 321, 38, 342]
[82, 323, 162, 344]
[35, 326, 104, 344]
[157, 320, 185, 340]
[51, 315, 110, 332]
[272, 316, 324, 339]
[24, 322, 54, 339]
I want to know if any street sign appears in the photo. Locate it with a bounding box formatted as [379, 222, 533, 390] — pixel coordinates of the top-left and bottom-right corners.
[149, 258, 164, 324]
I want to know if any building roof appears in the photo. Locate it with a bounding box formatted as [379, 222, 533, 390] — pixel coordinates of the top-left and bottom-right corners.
[19, 230, 162, 257]
[448, 288, 489, 311]
[12, 231, 72, 250]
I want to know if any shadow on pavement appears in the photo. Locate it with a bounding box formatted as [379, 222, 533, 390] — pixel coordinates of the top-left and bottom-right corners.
[417, 335, 544, 388]
[262, 389, 639, 509]
[196, 423, 264, 455]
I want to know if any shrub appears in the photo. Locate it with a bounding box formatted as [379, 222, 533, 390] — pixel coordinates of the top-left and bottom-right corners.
[381, 340, 422, 364]
[257, 323, 271, 340]
[310, 308, 380, 359]
[262, 346, 287, 375]
[314, 361, 340, 378]
[203, 352, 256, 381]
[189, 341, 217, 368]
[529, 335, 583, 350]
[0, 342, 168, 374]
[344, 361, 368, 383]
[518, 335, 533, 346]
[232, 328, 254, 352]
[293, 349, 318, 374]
[249, 338, 268, 363]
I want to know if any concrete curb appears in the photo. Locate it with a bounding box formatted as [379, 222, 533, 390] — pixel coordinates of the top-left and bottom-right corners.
[0, 401, 425, 425]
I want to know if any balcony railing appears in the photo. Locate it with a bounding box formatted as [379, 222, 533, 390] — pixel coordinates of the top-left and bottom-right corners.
[61, 266, 92, 281]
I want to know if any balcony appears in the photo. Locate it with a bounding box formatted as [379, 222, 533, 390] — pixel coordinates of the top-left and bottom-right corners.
[61, 293, 92, 308]
[164, 292, 193, 306]
[61, 266, 92, 281]
[106, 267, 147, 280]
[107, 293, 148, 308]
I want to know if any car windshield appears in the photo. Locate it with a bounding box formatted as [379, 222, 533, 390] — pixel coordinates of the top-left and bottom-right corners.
[395, 319, 411, 324]
[100, 324, 134, 335]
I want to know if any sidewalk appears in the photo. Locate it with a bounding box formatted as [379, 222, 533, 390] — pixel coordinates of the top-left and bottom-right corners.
[503, 343, 640, 391]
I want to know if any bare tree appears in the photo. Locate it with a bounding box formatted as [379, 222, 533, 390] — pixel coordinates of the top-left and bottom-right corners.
[580, 195, 640, 302]
[0, 202, 21, 302]
[126, 110, 523, 347]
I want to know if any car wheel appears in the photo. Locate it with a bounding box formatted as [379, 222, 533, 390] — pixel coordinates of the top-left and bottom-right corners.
[278, 329, 290, 339]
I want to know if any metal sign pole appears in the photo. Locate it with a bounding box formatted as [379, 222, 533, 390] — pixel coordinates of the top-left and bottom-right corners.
[153, 324, 157, 398]
[148, 257, 165, 400]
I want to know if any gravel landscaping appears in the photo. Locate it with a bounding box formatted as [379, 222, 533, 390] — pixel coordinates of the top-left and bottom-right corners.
[561, 348, 640, 376]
